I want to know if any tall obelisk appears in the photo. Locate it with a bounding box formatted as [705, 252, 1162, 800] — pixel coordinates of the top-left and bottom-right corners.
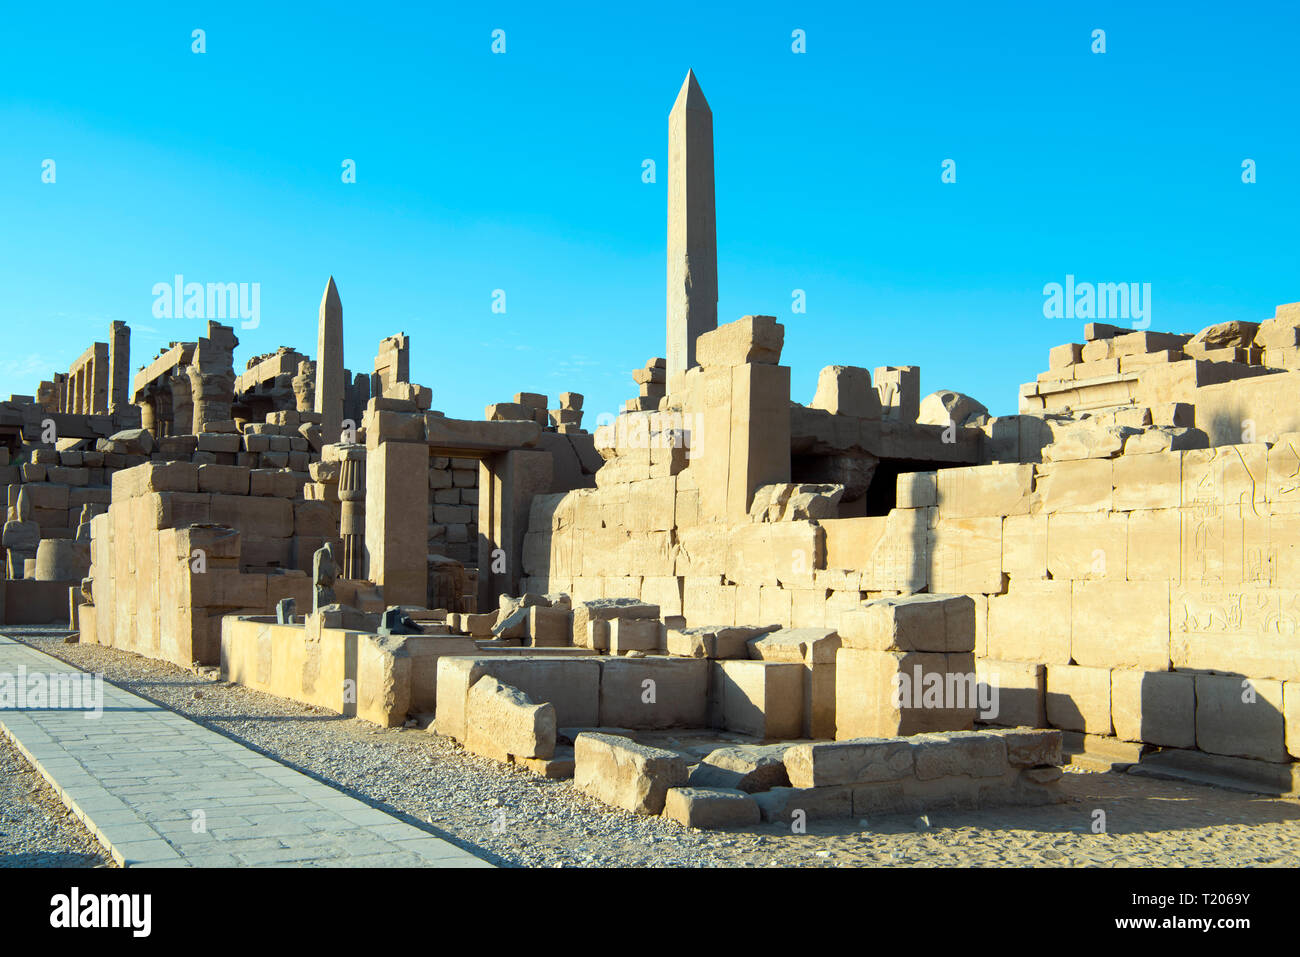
[666, 69, 718, 387]
[315, 277, 344, 445]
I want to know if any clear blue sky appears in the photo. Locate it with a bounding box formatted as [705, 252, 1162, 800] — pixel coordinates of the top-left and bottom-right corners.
[2, 2, 1297, 423]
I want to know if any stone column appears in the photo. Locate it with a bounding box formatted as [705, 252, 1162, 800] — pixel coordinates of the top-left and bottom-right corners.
[139, 393, 157, 434]
[315, 277, 344, 445]
[338, 447, 366, 580]
[188, 323, 238, 431]
[3, 489, 40, 580]
[292, 359, 316, 412]
[365, 439, 428, 607]
[108, 321, 130, 412]
[666, 69, 718, 387]
[169, 371, 193, 436]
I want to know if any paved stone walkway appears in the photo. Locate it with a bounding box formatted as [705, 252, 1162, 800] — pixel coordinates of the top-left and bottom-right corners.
[0, 635, 490, 867]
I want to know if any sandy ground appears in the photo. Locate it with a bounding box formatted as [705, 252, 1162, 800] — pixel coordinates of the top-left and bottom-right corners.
[4, 627, 1299, 867]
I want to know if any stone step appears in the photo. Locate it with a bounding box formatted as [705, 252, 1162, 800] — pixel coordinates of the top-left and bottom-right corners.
[1126, 748, 1300, 797]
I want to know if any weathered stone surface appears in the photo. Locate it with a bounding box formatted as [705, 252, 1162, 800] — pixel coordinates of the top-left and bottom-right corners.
[1110, 669, 1194, 748]
[810, 366, 879, 418]
[666, 624, 778, 659]
[695, 315, 783, 368]
[663, 787, 760, 828]
[918, 390, 988, 427]
[839, 594, 975, 653]
[785, 738, 915, 788]
[573, 732, 688, 815]
[464, 676, 557, 761]
[687, 744, 791, 793]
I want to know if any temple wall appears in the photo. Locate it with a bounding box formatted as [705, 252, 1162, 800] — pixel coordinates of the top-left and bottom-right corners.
[521, 376, 1300, 766]
[86, 462, 316, 667]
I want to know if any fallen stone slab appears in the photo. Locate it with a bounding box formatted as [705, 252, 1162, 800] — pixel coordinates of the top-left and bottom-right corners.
[573, 732, 687, 815]
[663, 787, 760, 829]
[464, 676, 556, 762]
[686, 744, 791, 793]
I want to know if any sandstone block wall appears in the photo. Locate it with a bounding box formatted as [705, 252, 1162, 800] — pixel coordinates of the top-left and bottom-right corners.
[87, 462, 315, 666]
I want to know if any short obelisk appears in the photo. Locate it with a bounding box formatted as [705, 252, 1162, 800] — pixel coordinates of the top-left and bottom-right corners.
[315, 277, 344, 445]
[666, 69, 718, 387]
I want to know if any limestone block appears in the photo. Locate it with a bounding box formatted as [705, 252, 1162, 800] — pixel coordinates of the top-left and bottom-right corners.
[753, 785, 853, 822]
[981, 728, 1062, 767]
[1049, 343, 1082, 369]
[839, 594, 974, 653]
[686, 744, 791, 793]
[935, 462, 1034, 514]
[666, 624, 777, 659]
[748, 626, 839, 663]
[810, 365, 879, 418]
[835, 648, 977, 739]
[434, 656, 601, 741]
[1194, 673, 1286, 762]
[1070, 580, 1170, 670]
[1046, 511, 1126, 580]
[928, 516, 1003, 594]
[911, 731, 1008, 780]
[1033, 458, 1113, 512]
[663, 787, 761, 828]
[681, 577, 736, 627]
[712, 659, 804, 739]
[695, 315, 783, 367]
[1110, 669, 1194, 747]
[1001, 513, 1048, 581]
[464, 676, 556, 761]
[573, 732, 688, 815]
[527, 605, 571, 647]
[1126, 508, 1180, 581]
[572, 597, 659, 645]
[248, 468, 299, 498]
[208, 494, 293, 539]
[608, 617, 664, 654]
[975, 659, 1046, 728]
[727, 521, 824, 586]
[1045, 665, 1112, 735]
[896, 471, 936, 508]
[196, 432, 241, 454]
[785, 738, 915, 788]
[197, 464, 251, 495]
[598, 656, 708, 729]
[1181, 445, 1267, 508]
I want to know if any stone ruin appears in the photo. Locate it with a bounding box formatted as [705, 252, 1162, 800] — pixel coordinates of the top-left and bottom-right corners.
[9, 70, 1300, 830]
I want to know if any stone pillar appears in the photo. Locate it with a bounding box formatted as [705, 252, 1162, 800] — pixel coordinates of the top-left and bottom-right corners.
[188, 322, 238, 431]
[292, 359, 316, 412]
[3, 489, 40, 580]
[478, 449, 553, 611]
[139, 394, 157, 434]
[315, 277, 344, 445]
[666, 70, 718, 387]
[338, 447, 366, 580]
[108, 321, 131, 412]
[365, 440, 428, 607]
[91, 342, 109, 413]
[169, 371, 193, 436]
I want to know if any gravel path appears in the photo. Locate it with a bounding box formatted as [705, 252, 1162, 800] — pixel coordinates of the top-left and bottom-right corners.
[0, 722, 113, 868]
[5, 626, 1300, 868]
